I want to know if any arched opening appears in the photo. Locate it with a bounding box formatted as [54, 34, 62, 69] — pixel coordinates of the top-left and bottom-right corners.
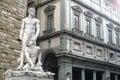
[42, 51, 58, 80]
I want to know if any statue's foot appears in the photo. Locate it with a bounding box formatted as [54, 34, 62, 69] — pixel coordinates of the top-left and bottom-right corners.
[17, 65, 23, 70]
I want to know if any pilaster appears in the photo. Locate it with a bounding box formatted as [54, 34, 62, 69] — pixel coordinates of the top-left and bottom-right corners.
[58, 57, 72, 80]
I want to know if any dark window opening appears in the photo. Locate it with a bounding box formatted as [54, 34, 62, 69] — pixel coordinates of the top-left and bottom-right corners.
[85, 69, 93, 80]
[47, 14, 53, 29]
[96, 71, 103, 80]
[108, 30, 112, 43]
[86, 20, 91, 34]
[74, 14, 80, 30]
[110, 73, 115, 80]
[72, 67, 81, 80]
[96, 24, 101, 38]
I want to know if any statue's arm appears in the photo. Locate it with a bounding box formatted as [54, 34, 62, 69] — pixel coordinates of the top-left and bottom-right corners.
[20, 19, 25, 40]
[35, 20, 40, 40]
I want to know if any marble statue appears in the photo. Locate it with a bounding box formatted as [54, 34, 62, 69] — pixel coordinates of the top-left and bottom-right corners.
[17, 8, 43, 71]
[66, 73, 71, 80]
[5, 8, 55, 80]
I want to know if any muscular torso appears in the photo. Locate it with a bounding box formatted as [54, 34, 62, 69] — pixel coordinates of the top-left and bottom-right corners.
[23, 17, 39, 34]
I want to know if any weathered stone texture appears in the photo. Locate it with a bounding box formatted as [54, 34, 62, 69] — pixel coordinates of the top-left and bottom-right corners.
[0, 0, 26, 80]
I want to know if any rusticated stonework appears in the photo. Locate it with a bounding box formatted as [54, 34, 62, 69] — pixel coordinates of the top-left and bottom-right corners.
[0, 0, 26, 80]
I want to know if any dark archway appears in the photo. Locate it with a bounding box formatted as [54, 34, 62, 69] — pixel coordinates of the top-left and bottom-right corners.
[42, 50, 58, 80]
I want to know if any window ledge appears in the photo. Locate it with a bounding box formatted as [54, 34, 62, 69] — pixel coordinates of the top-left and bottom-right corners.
[84, 33, 94, 39]
[43, 27, 55, 35]
[116, 45, 120, 49]
[72, 27, 83, 35]
[95, 37, 104, 42]
[107, 42, 115, 47]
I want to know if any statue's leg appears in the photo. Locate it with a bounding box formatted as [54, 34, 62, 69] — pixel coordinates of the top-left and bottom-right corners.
[37, 47, 42, 66]
[17, 51, 24, 69]
[24, 47, 34, 68]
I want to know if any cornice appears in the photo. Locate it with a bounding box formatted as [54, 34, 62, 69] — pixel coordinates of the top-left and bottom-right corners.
[36, 0, 55, 9]
[38, 29, 120, 52]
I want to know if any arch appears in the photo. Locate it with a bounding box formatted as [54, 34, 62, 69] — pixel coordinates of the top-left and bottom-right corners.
[41, 50, 58, 80]
[41, 50, 57, 64]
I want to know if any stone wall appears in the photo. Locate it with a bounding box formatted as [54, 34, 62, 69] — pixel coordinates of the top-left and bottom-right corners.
[0, 0, 26, 80]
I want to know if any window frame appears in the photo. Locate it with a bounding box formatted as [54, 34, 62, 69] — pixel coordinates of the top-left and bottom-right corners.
[72, 6, 83, 30]
[43, 5, 56, 34]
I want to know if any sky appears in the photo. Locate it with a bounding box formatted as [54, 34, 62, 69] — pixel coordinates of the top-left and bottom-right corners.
[110, 0, 120, 7]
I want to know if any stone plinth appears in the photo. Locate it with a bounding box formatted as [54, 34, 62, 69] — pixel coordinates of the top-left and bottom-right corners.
[5, 69, 54, 80]
[5, 77, 53, 80]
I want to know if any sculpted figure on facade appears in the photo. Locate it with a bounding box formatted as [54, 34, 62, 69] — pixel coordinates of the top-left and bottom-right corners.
[66, 73, 71, 80]
[17, 8, 43, 71]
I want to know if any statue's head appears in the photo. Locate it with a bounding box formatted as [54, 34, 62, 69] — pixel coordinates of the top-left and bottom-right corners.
[28, 8, 35, 17]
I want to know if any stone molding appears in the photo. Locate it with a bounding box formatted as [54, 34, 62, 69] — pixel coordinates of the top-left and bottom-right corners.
[84, 11, 93, 18]
[43, 27, 55, 35]
[84, 33, 94, 39]
[107, 23, 114, 29]
[94, 16, 102, 23]
[114, 27, 120, 32]
[44, 5, 56, 13]
[5, 70, 54, 80]
[71, 6, 83, 13]
[72, 27, 83, 35]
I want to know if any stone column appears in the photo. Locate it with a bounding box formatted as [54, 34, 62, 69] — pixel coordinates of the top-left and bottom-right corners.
[93, 71, 96, 80]
[102, 72, 105, 80]
[115, 74, 118, 80]
[105, 70, 110, 80]
[81, 69, 85, 80]
[58, 57, 72, 80]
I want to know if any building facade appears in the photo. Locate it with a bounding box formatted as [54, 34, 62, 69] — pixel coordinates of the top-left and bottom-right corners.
[35, 0, 120, 80]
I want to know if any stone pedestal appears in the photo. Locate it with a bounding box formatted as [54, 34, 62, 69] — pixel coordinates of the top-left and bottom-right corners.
[5, 69, 54, 80]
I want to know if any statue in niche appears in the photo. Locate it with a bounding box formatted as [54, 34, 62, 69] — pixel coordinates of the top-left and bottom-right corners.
[17, 8, 43, 71]
[66, 73, 71, 80]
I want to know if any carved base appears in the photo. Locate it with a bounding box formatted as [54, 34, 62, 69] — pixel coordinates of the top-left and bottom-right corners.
[5, 77, 53, 80]
[5, 69, 54, 80]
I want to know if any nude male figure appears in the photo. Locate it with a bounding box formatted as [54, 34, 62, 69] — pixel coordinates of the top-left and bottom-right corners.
[17, 8, 42, 70]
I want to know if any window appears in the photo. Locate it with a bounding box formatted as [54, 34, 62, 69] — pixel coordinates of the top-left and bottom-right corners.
[116, 33, 119, 45]
[108, 30, 112, 43]
[111, 4, 118, 16]
[84, 11, 93, 38]
[74, 14, 80, 29]
[94, 17, 103, 41]
[86, 20, 91, 34]
[84, 11, 93, 34]
[110, 53, 114, 60]
[96, 24, 101, 38]
[92, 0, 100, 4]
[115, 27, 120, 46]
[47, 14, 53, 29]
[72, 6, 82, 30]
[117, 55, 120, 61]
[104, 0, 110, 11]
[44, 5, 55, 34]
